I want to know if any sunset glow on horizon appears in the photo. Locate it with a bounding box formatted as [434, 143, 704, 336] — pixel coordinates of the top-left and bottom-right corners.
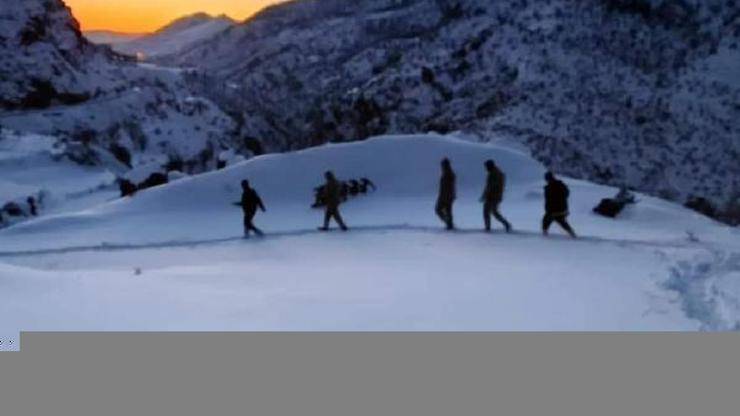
[65, 0, 284, 33]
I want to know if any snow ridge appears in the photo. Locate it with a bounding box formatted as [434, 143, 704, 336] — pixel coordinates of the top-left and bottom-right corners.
[2, 133, 739, 332]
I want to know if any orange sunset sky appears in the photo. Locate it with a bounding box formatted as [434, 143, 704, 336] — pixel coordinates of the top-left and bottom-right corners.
[65, 0, 285, 33]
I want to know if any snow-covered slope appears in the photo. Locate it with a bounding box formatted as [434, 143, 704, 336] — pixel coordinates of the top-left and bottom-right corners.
[166, 0, 740, 223]
[0, 128, 119, 224]
[113, 13, 235, 59]
[1, 134, 739, 337]
[0, 1, 241, 179]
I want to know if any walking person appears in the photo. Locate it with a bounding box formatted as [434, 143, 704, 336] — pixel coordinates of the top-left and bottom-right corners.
[319, 171, 349, 231]
[481, 160, 512, 233]
[27, 197, 38, 217]
[436, 158, 456, 230]
[240, 180, 266, 238]
[542, 172, 577, 238]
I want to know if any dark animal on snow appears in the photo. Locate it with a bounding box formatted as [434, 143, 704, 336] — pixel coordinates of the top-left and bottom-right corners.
[137, 173, 169, 191]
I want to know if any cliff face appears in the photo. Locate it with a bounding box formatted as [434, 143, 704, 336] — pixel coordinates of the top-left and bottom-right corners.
[164, 0, 739, 222]
[0, 0, 120, 110]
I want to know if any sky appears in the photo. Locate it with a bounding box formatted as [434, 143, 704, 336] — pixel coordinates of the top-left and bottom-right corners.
[65, 0, 285, 33]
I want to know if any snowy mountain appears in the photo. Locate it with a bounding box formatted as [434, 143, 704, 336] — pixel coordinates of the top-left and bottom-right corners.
[2, 134, 739, 335]
[0, 0, 121, 110]
[163, 0, 740, 224]
[84, 30, 143, 46]
[0, 1, 243, 187]
[112, 13, 235, 59]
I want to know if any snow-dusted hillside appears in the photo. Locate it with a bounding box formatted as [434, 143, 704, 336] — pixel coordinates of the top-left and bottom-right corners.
[166, 0, 740, 223]
[112, 13, 235, 59]
[1, 134, 739, 339]
[0, 128, 118, 225]
[0, 0, 121, 110]
[0, 1, 242, 180]
[85, 30, 143, 46]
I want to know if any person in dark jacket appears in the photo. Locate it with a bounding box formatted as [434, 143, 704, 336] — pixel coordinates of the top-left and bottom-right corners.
[481, 160, 512, 232]
[436, 158, 456, 230]
[240, 180, 266, 237]
[27, 197, 38, 217]
[319, 171, 349, 231]
[543, 172, 577, 238]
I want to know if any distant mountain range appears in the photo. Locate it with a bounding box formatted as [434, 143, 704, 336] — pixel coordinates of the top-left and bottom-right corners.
[85, 13, 236, 59]
[84, 30, 144, 46]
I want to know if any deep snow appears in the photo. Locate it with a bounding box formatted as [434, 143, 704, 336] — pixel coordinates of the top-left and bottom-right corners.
[1, 134, 739, 346]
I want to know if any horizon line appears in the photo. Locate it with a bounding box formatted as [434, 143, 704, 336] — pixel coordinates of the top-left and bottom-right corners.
[80, 11, 240, 35]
